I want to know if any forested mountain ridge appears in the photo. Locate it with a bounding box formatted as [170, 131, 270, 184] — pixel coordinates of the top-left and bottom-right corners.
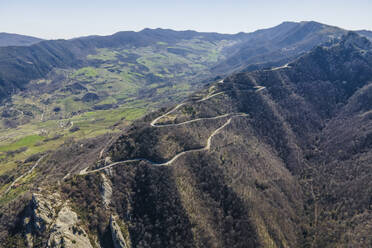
[0, 21, 362, 135]
[0, 33, 42, 47]
[1, 31, 372, 247]
[213, 21, 348, 73]
[0, 21, 363, 103]
[357, 29, 372, 40]
[99, 32, 372, 247]
[0, 21, 357, 188]
[0, 29, 233, 101]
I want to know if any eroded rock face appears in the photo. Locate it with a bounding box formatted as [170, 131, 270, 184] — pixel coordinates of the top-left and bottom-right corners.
[47, 205, 93, 248]
[30, 193, 61, 232]
[24, 192, 63, 247]
[23, 191, 93, 248]
[101, 173, 113, 209]
[110, 215, 129, 248]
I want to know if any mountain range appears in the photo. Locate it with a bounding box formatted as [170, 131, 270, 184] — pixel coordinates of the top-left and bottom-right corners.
[0, 33, 43, 47]
[1, 21, 372, 104]
[0, 21, 372, 247]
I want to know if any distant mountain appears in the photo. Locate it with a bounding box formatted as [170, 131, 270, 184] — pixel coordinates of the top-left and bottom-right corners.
[2, 21, 364, 135]
[2, 31, 372, 247]
[2, 22, 372, 247]
[0, 21, 355, 104]
[0, 32, 43, 47]
[357, 29, 372, 40]
[213, 21, 349, 73]
[0, 29, 237, 102]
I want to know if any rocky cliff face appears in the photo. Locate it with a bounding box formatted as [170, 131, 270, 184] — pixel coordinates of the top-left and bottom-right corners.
[23, 192, 94, 248]
[47, 205, 93, 248]
[110, 215, 130, 248]
[100, 174, 113, 209]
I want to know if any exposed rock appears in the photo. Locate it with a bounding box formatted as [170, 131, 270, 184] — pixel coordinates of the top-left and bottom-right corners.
[23, 192, 93, 248]
[47, 205, 93, 248]
[100, 173, 112, 209]
[28, 193, 62, 233]
[110, 215, 129, 248]
[104, 156, 112, 165]
[23, 192, 63, 247]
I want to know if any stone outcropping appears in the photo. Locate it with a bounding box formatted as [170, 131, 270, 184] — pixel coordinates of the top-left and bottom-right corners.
[30, 193, 61, 232]
[24, 191, 93, 248]
[24, 192, 63, 247]
[101, 173, 113, 209]
[110, 215, 129, 248]
[47, 205, 93, 248]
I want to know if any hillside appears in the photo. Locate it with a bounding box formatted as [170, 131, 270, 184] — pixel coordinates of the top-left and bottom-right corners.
[357, 30, 372, 40]
[0, 29, 236, 102]
[0, 29, 240, 187]
[1, 21, 368, 132]
[213, 21, 348, 73]
[0, 21, 355, 199]
[99, 32, 372, 247]
[1, 31, 371, 247]
[0, 33, 43, 47]
[2, 22, 371, 105]
[0, 21, 360, 104]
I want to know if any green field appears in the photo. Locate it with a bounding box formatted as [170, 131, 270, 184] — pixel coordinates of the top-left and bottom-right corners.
[0, 37, 232, 200]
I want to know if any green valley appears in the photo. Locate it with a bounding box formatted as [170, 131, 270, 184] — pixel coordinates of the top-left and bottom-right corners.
[0, 34, 236, 200]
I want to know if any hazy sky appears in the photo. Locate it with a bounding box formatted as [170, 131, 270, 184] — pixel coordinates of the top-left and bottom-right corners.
[1, 0, 371, 39]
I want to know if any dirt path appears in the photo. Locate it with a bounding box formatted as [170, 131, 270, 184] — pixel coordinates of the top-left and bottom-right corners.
[150, 103, 186, 127]
[152, 113, 232, 127]
[254, 86, 266, 92]
[82, 114, 247, 175]
[82, 78, 267, 174]
[267, 63, 291, 71]
[151, 85, 264, 127]
[151, 80, 226, 127]
[2, 155, 46, 196]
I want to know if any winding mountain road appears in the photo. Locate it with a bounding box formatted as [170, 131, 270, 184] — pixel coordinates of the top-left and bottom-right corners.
[150, 102, 186, 127]
[1, 79, 266, 189]
[82, 80, 266, 174]
[82, 113, 247, 175]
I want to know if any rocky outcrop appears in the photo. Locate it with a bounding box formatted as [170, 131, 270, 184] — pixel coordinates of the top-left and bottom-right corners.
[29, 193, 62, 232]
[110, 215, 129, 248]
[23, 191, 93, 248]
[100, 173, 112, 209]
[24, 192, 63, 247]
[47, 205, 93, 248]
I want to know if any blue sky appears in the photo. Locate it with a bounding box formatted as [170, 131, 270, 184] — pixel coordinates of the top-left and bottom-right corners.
[1, 0, 371, 39]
